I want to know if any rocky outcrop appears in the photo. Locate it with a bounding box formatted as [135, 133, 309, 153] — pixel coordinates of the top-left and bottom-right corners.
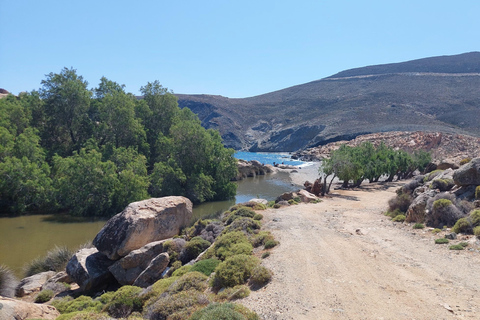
[132, 252, 169, 288]
[0, 297, 59, 320]
[93, 196, 193, 260]
[297, 190, 319, 203]
[453, 158, 480, 186]
[66, 247, 115, 292]
[234, 160, 274, 181]
[15, 271, 56, 297]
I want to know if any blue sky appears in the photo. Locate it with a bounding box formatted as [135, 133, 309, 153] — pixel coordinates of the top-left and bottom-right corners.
[1, 0, 479, 98]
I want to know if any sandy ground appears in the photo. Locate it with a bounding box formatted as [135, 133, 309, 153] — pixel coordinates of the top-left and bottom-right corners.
[241, 182, 480, 320]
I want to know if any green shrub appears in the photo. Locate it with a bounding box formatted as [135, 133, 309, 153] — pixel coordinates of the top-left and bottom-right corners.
[253, 213, 263, 220]
[288, 199, 299, 205]
[459, 242, 469, 247]
[189, 302, 259, 320]
[163, 240, 183, 264]
[434, 238, 449, 244]
[169, 271, 208, 294]
[264, 240, 278, 249]
[449, 244, 465, 250]
[474, 226, 480, 237]
[248, 266, 272, 288]
[476, 186, 480, 200]
[243, 201, 267, 211]
[267, 201, 275, 208]
[386, 208, 403, 218]
[52, 296, 103, 314]
[392, 214, 406, 222]
[215, 285, 251, 301]
[142, 276, 179, 308]
[413, 223, 424, 229]
[190, 259, 221, 276]
[182, 237, 211, 263]
[252, 231, 275, 248]
[424, 170, 443, 182]
[433, 199, 453, 210]
[470, 209, 480, 226]
[24, 245, 73, 277]
[224, 207, 256, 225]
[273, 203, 282, 209]
[293, 196, 301, 203]
[35, 289, 54, 303]
[103, 285, 143, 318]
[0, 264, 18, 298]
[227, 217, 261, 234]
[388, 193, 412, 213]
[172, 265, 193, 277]
[429, 198, 461, 228]
[214, 231, 253, 260]
[56, 311, 111, 320]
[144, 290, 209, 320]
[213, 254, 260, 288]
[261, 252, 270, 259]
[460, 158, 471, 165]
[452, 218, 471, 234]
[431, 178, 454, 191]
[432, 228, 442, 234]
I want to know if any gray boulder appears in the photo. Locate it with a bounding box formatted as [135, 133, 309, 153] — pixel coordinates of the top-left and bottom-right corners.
[93, 196, 193, 260]
[108, 240, 167, 285]
[453, 157, 480, 186]
[66, 247, 115, 292]
[406, 190, 436, 223]
[132, 252, 170, 288]
[15, 271, 56, 297]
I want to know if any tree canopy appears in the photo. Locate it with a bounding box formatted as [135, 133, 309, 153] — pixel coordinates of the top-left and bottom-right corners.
[0, 68, 237, 216]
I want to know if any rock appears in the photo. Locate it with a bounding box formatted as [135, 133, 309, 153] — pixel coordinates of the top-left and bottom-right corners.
[109, 240, 167, 285]
[277, 192, 295, 202]
[0, 297, 60, 320]
[66, 247, 115, 292]
[234, 160, 273, 181]
[311, 179, 323, 196]
[304, 181, 313, 193]
[247, 198, 268, 205]
[436, 160, 459, 170]
[132, 252, 170, 288]
[453, 185, 477, 201]
[402, 179, 420, 194]
[93, 196, 193, 260]
[406, 190, 436, 223]
[15, 271, 56, 297]
[276, 200, 290, 207]
[453, 157, 480, 186]
[431, 178, 455, 191]
[445, 233, 457, 240]
[297, 190, 318, 203]
[474, 200, 480, 208]
[41, 271, 74, 294]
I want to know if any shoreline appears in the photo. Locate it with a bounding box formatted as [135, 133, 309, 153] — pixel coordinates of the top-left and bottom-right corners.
[275, 161, 322, 187]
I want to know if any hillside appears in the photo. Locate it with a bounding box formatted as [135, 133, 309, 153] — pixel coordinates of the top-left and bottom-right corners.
[176, 52, 480, 151]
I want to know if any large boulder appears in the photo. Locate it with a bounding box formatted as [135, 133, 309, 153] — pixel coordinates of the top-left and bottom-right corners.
[298, 190, 319, 203]
[108, 240, 167, 285]
[66, 247, 115, 292]
[406, 190, 436, 223]
[453, 157, 480, 186]
[93, 196, 193, 260]
[311, 179, 323, 196]
[15, 271, 56, 297]
[132, 252, 170, 288]
[0, 297, 59, 320]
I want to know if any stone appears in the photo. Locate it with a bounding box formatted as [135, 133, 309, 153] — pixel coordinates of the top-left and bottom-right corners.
[234, 160, 273, 181]
[406, 190, 436, 223]
[298, 190, 318, 203]
[0, 297, 60, 320]
[311, 179, 323, 196]
[437, 160, 459, 170]
[132, 252, 170, 288]
[93, 196, 193, 260]
[66, 247, 115, 293]
[15, 271, 56, 297]
[247, 198, 268, 205]
[445, 233, 457, 240]
[41, 271, 74, 294]
[304, 181, 313, 193]
[453, 157, 480, 186]
[109, 240, 166, 285]
[277, 192, 295, 202]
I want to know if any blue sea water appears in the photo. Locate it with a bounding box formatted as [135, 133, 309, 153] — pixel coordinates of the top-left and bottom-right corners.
[234, 151, 306, 167]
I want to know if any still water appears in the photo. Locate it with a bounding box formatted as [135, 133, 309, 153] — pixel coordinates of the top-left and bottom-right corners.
[0, 153, 306, 277]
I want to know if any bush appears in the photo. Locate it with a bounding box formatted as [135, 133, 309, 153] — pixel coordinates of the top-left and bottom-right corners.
[24, 245, 73, 276]
[214, 232, 253, 260]
[388, 193, 412, 213]
[288, 199, 299, 205]
[252, 231, 275, 248]
[460, 158, 472, 165]
[427, 198, 462, 228]
[227, 217, 261, 234]
[224, 207, 256, 225]
[476, 186, 480, 200]
[168, 271, 208, 294]
[142, 277, 179, 308]
[386, 208, 403, 218]
[261, 252, 270, 259]
[162, 239, 186, 264]
[0, 264, 18, 298]
[424, 170, 443, 182]
[474, 226, 480, 237]
[172, 265, 193, 277]
[452, 218, 472, 234]
[392, 214, 406, 222]
[144, 290, 209, 320]
[181, 237, 211, 263]
[459, 242, 469, 247]
[449, 244, 465, 250]
[190, 259, 221, 276]
[253, 213, 263, 220]
[189, 302, 259, 320]
[52, 296, 103, 314]
[432, 228, 442, 234]
[470, 209, 480, 226]
[431, 178, 454, 191]
[215, 285, 251, 301]
[249, 266, 272, 288]
[102, 285, 143, 318]
[35, 289, 54, 303]
[213, 254, 260, 288]
[413, 223, 424, 229]
[56, 311, 111, 320]
[242, 201, 267, 211]
[434, 238, 449, 244]
[264, 240, 278, 249]
[267, 201, 275, 208]
[273, 203, 282, 209]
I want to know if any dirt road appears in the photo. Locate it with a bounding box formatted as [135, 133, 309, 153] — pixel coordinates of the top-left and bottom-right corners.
[242, 182, 480, 319]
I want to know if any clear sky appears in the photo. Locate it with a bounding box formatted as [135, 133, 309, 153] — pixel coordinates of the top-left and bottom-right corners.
[1, 0, 479, 98]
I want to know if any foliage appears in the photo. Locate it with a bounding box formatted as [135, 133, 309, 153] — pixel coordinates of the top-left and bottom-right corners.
[476, 186, 480, 200]
[190, 259, 221, 276]
[413, 223, 424, 229]
[143, 289, 209, 320]
[102, 285, 143, 318]
[24, 245, 73, 276]
[213, 254, 260, 288]
[252, 231, 275, 248]
[431, 178, 454, 191]
[35, 289, 55, 303]
[392, 214, 406, 222]
[474, 226, 480, 237]
[248, 266, 272, 288]
[449, 244, 465, 250]
[429, 198, 462, 228]
[264, 239, 279, 249]
[214, 231, 253, 260]
[432, 228, 442, 234]
[460, 158, 471, 165]
[172, 265, 193, 277]
[452, 218, 471, 234]
[224, 207, 256, 225]
[0, 264, 18, 298]
[56, 311, 112, 320]
[388, 193, 412, 214]
[226, 217, 261, 234]
[52, 296, 103, 314]
[181, 237, 212, 263]
[188, 302, 259, 320]
[168, 271, 209, 294]
[215, 285, 251, 301]
[261, 252, 271, 259]
[434, 238, 449, 244]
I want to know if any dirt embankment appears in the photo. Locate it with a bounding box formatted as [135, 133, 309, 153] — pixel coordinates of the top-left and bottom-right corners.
[242, 182, 480, 319]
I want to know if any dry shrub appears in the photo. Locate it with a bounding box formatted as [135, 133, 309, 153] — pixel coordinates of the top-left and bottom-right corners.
[0, 265, 18, 298]
[388, 193, 412, 213]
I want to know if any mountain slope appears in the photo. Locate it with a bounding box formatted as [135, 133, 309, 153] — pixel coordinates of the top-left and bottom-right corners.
[177, 52, 480, 151]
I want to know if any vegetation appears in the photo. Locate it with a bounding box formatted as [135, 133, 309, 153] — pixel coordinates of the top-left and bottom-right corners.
[213, 254, 260, 288]
[188, 302, 259, 320]
[0, 69, 237, 216]
[215, 285, 251, 301]
[24, 245, 73, 276]
[0, 264, 18, 298]
[434, 238, 449, 244]
[413, 223, 425, 229]
[392, 214, 406, 222]
[248, 266, 272, 287]
[449, 244, 465, 250]
[476, 186, 480, 200]
[35, 289, 55, 303]
[189, 259, 221, 276]
[320, 142, 431, 193]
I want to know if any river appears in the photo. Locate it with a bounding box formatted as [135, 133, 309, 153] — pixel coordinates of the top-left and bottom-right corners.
[0, 152, 312, 277]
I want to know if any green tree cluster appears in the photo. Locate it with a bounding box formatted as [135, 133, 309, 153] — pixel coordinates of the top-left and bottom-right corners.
[321, 142, 431, 193]
[0, 68, 237, 216]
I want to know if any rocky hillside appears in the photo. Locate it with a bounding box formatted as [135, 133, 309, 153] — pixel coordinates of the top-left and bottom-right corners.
[177, 52, 480, 151]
